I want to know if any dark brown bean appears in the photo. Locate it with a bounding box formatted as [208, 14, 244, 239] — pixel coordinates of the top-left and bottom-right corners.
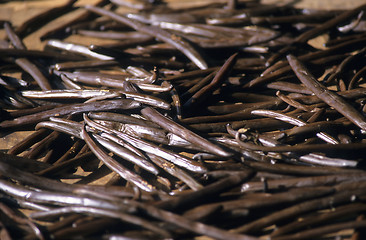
[0, 99, 140, 128]
[287, 54, 366, 131]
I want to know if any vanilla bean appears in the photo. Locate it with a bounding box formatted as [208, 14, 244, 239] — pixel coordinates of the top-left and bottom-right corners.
[141, 106, 232, 157]
[232, 188, 366, 234]
[84, 115, 207, 173]
[272, 219, 366, 240]
[0, 202, 45, 240]
[81, 125, 156, 193]
[296, 3, 366, 43]
[53, 59, 118, 71]
[266, 3, 366, 65]
[244, 160, 363, 176]
[272, 203, 366, 237]
[49, 218, 119, 239]
[188, 186, 334, 215]
[287, 54, 366, 131]
[7, 128, 50, 155]
[0, 157, 142, 199]
[251, 109, 339, 144]
[85, 5, 208, 70]
[0, 99, 140, 128]
[92, 133, 159, 175]
[4, 23, 52, 91]
[248, 36, 366, 87]
[0, 48, 79, 61]
[31, 206, 171, 238]
[0, 179, 127, 211]
[147, 153, 203, 191]
[184, 52, 238, 107]
[155, 170, 254, 210]
[242, 173, 366, 192]
[134, 200, 259, 240]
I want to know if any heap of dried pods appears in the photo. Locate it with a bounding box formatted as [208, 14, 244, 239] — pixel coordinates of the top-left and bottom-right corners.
[1, 0, 366, 239]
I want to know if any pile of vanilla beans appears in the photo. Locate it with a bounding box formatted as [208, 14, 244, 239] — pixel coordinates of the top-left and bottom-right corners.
[1, 0, 366, 239]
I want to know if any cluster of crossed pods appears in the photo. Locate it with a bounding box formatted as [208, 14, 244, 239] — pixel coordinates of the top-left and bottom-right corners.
[1, 0, 366, 239]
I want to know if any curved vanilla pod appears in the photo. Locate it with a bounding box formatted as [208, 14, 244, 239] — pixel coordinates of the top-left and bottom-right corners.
[141, 106, 233, 157]
[133, 199, 259, 240]
[84, 114, 207, 173]
[155, 170, 255, 211]
[147, 153, 203, 191]
[21, 89, 171, 110]
[4, 23, 52, 90]
[287, 54, 366, 131]
[47, 39, 114, 60]
[30, 206, 171, 238]
[0, 157, 142, 199]
[271, 203, 366, 237]
[84, 5, 208, 70]
[88, 111, 159, 128]
[36, 121, 82, 138]
[184, 52, 238, 107]
[0, 202, 45, 240]
[0, 179, 125, 211]
[266, 3, 366, 66]
[251, 109, 339, 144]
[231, 187, 366, 234]
[92, 133, 159, 175]
[81, 124, 156, 192]
[0, 99, 140, 128]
